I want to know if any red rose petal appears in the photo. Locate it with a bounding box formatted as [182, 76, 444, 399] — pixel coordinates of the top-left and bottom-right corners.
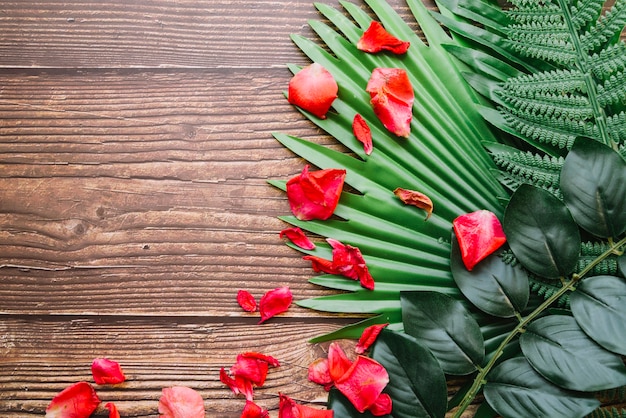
[308, 358, 333, 390]
[368, 393, 393, 416]
[231, 355, 270, 386]
[288, 63, 338, 119]
[334, 356, 389, 413]
[280, 227, 316, 250]
[303, 255, 339, 275]
[286, 165, 346, 221]
[357, 21, 410, 55]
[366, 68, 414, 138]
[91, 358, 126, 385]
[220, 367, 254, 401]
[327, 342, 353, 382]
[328, 239, 375, 290]
[453, 210, 507, 271]
[355, 323, 389, 354]
[45, 381, 101, 418]
[352, 114, 373, 155]
[394, 187, 434, 220]
[237, 290, 258, 312]
[240, 352, 281, 368]
[258, 286, 293, 324]
[241, 400, 269, 418]
[158, 386, 205, 418]
[278, 394, 334, 418]
[105, 402, 121, 418]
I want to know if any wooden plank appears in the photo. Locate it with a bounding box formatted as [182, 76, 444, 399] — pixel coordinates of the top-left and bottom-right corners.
[0, 0, 416, 69]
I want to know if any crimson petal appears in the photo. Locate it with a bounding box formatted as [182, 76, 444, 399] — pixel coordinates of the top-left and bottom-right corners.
[453, 210, 506, 271]
[352, 114, 373, 155]
[258, 286, 293, 324]
[288, 63, 338, 119]
[105, 402, 121, 418]
[357, 21, 410, 54]
[280, 227, 316, 250]
[91, 357, 126, 385]
[366, 68, 414, 138]
[334, 356, 389, 413]
[45, 381, 100, 418]
[286, 165, 346, 221]
[237, 290, 258, 312]
[355, 323, 389, 354]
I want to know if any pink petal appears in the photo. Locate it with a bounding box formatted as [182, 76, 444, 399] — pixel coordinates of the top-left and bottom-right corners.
[158, 386, 204, 418]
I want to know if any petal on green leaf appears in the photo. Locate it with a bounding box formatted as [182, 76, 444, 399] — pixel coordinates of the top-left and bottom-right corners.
[503, 184, 581, 279]
[570, 275, 626, 356]
[560, 137, 626, 238]
[450, 235, 529, 318]
[520, 315, 626, 392]
[483, 357, 600, 418]
[370, 329, 448, 418]
[400, 291, 484, 375]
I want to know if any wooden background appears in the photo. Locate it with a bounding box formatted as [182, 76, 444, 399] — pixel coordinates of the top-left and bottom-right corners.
[6, 0, 622, 417]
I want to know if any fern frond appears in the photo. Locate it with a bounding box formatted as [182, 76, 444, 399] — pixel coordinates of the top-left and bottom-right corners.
[597, 70, 626, 107]
[591, 42, 626, 79]
[580, 0, 626, 52]
[607, 111, 626, 143]
[571, 0, 605, 31]
[499, 108, 581, 150]
[577, 241, 621, 276]
[502, 68, 587, 94]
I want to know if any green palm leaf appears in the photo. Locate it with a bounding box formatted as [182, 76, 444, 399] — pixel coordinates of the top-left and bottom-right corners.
[272, 0, 508, 343]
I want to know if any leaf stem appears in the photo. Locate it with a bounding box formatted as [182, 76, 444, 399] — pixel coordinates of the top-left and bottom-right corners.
[452, 235, 626, 417]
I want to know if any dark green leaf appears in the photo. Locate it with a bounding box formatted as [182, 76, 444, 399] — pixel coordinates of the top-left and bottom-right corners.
[503, 184, 581, 279]
[450, 235, 529, 317]
[370, 329, 448, 418]
[560, 137, 626, 238]
[520, 315, 626, 391]
[571, 275, 626, 356]
[484, 357, 600, 418]
[401, 291, 484, 374]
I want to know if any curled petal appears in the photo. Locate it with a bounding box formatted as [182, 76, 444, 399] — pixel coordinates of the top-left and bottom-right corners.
[286, 165, 346, 221]
[220, 368, 254, 401]
[231, 355, 269, 386]
[303, 255, 338, 275]
[368, 393, 393, 416]
[279, 394, 334, 418]
[259, 286, 293, 324]
[453, 210, 506, 271]
[241, 400, 269, 418]
[240, 352, 281, 368]
[327, 342, 353, 382]
[45, 381, 100, 418]
[352, 114, 373, 155]
[105, 402, 121, 418]
[288, 63, 338, 119]
[366, 68, 414, 138]
[308, 358, 333, 390]
[394, 187, 434, 220]
[91, 357, 126, 385]
[280, 227, 316, 250]
[158, 386, 205, 418]
[328, 239, 375, 290]
[334, 356, 389, 413]
[355, 323, 389, 354]
[237, 290, 258, 312]
[357, 21, 410, 54]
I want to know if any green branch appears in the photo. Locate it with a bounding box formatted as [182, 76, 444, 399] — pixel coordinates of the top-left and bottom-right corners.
[452, 235, 626, 418]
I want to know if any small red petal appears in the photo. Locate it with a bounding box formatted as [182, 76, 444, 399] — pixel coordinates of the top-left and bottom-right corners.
[308, 358, 333, 389]
[91, 358, 126, 385]
[303, 255, 338, 275]
[240, 352, 281, 368]
[237, 290, 258, 312]
[241, 400, 269, 418]
[280, 227, 316, 250]
[334, 356, 389, 413]
[355, 323, 389, 354]
[158, 386, 205, 418]
[286, 165, 346, 221]
[45, 381, 101, 418]
[368, 393, 393, 416]
[352, 114, 373, 155]
[220, 367, 254, 401]
[394, 187, 434, 220]
[278, 394, 334, 418]
[105, 402, 121, 418]
[453, 210, 507, 271]
[288, 63, 338, 119]
[328, 239, 375, 290]
[258, 286, 293, 324]
[231, 355, 270, 386]
[366, 68, 414, 138]
[327, 342, 353, 382]
[357, 21, 410, 54]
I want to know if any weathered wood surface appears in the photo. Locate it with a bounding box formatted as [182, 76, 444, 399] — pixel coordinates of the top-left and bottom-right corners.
[0, 1, 440, 417]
